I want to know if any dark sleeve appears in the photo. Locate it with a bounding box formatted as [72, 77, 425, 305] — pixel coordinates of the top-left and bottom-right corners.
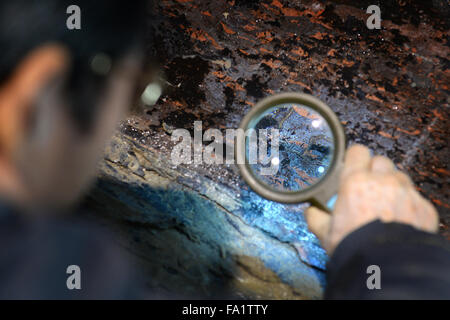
[0, 214, 146, 299]
[324, 220, 450, 299]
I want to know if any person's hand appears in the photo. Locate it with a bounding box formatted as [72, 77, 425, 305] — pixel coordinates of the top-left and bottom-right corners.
[305, 144, 439, 255]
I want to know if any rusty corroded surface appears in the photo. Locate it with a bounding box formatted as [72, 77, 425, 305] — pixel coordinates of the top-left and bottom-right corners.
[88, 0, 449, 298]
[127, 0, 449, 234]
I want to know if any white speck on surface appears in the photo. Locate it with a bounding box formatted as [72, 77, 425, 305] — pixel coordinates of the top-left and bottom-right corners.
[271, 157, 280, 166]
[311, 119, 321, 128]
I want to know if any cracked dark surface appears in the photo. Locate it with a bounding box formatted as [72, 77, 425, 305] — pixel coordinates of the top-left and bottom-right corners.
[123, 0, 449, 237]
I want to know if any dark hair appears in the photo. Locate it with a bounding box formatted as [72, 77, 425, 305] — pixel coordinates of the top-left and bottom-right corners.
[0, 0, 147, 132]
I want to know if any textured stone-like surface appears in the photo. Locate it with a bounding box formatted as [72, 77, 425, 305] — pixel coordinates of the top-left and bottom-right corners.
[87, 134, 325, 299]
[86, 0, 449, 298]
[142, 0, 449, 231]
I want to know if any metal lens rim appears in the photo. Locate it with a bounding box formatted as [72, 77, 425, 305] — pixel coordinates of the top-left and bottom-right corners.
[236, 92, 346, 204]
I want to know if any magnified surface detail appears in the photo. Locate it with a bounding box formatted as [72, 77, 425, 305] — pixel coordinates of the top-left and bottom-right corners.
[247, 103, 334, 192]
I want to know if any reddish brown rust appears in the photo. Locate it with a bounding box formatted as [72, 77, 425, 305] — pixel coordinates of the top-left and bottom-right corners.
[127, 0, 449, 237]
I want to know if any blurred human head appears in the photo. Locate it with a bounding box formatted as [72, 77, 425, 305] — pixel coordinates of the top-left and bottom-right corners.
[0, 0, 147, 211]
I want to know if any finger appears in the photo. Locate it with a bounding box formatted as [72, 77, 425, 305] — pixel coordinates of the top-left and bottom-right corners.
[370, 155, 395, 174]
[304, 206, 331, 246]
[410, 189, 439, 233]
[341, 144, 371, 181]
[394, 171, 413, 186]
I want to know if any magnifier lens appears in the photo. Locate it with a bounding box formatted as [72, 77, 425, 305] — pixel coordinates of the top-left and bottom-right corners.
[246, 103, 334, 192]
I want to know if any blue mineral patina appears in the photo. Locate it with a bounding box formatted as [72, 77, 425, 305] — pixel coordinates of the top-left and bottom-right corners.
[237, 188, 328, 270]
[98, 135, 328, 296]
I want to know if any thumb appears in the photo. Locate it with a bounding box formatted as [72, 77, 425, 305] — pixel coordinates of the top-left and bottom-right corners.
[304, 206, 331, 247]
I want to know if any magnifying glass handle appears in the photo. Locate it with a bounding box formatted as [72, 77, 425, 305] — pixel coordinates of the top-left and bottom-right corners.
[311, 194, 336, 213]
[310, 160, 343, 213]
[326, 194, 338, 211]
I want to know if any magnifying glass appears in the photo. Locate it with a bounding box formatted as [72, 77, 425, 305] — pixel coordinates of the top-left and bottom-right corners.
[236, 93, 346, 212]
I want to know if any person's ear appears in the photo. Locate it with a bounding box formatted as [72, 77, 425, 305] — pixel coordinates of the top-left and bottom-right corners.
[0, 44, 69, 158]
